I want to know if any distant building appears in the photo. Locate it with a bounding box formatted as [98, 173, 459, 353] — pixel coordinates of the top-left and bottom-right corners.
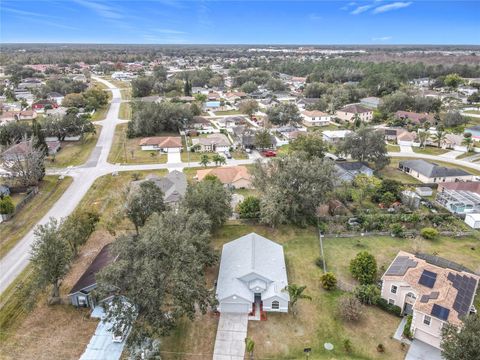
[322, 130, 352, 143]
[336, 104, 373, 122]
[138, 136, 182, 152]
[335, 161, 373, 182]
[395, 111, 434, 126]
[192, 133, 231, 152]
[196, 166, 252, 189]
[301, 110, 331, 127]
[360, 97, 382, 109]
[398, 159, 473, 183]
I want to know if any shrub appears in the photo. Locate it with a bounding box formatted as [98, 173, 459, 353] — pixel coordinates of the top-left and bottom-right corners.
[338, 296, 364, 322]
[377, 298, 402, 317]
[403, 315, 413, 339]
[349, 251, 377, 285]
[377, 344, 385, 353]
[237, 196, 261, 219]
[315, 257, 325, 269]
[390, 223, 405, 238]
[343, 338, 352, 353]
[421, 227, 439, 240]
[354, 284, 380, 305]
[320, 272, 337, 290]
[0, 196, 15, 215]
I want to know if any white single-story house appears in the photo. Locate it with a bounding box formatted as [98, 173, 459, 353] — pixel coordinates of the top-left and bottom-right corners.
[465, 213, 480, 228]
[301, 110, 331, 127]
[192, 133, 231, 152]
[322, 130, 352, 143]
[399, 159, 474, 183]
[138, 136, 183, 152]
[216, 233, 289, 314]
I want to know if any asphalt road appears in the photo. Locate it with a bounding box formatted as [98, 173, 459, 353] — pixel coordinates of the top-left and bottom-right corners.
[2, 77, 480, 294]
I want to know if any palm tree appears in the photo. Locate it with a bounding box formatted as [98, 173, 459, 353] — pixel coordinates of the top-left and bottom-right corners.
[199, 154, 210, 167]
[245, 337, 255, 360]
[417, 131, 429, 148]
[462, 133, 473, 152]
[212, 154, 226, 166]
[432, 130, 446, 148]
[283, 284, 312, 316]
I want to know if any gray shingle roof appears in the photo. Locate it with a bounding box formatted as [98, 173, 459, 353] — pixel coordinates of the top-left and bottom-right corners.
[399, 159, 471, 178]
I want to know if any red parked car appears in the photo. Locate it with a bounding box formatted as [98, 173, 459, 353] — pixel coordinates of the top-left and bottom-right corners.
[263, 150, 277, 157]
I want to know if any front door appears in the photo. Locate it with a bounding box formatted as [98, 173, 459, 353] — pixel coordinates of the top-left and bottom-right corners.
[403, 303, 413, 315]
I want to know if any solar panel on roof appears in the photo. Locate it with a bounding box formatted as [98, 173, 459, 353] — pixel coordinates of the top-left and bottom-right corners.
[419, 269, 437, 288]
[431, 304, 450, 321]
[449, 273, 479, 317]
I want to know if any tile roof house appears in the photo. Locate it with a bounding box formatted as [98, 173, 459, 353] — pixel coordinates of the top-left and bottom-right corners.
[196, 165, 252, 189]
[398, 159, 473, 183]
[131, 170, 187, 205]
[336, 104, 373, 123]
[1, 141, 31, 161]
[138, 136, 182, 152]
[192, 133, 231, 152]
[395, 111, 434, 125]
[216, 233, 289, 314]
[381, 251, 479, 349]
[301, 110, 331, 127]
[0, 110, 37, 124]
[69, 244, 114, 308]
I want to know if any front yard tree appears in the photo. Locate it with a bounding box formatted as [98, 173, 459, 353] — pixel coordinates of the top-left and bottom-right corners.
[125, 181, 166, 234]
[60, 210, 100, 257]
[441, 314, 480, 360]
[432, 129, 446, 148]
[30, 218, 72, 303]
[289, 132, 327, 159]
[97, 208, 215, 342]
[212, 154, 226, 166]
[462, 132, 473, 152]
[266, 103, 302, 126]
[237, 196, 261, 219]
[239, 99, 259, 118]
[337, 126, 390, 170]
[338, 295, 364, 322]
[254, 129, 272, 150]
[349, 251, 377, 285]
[245, 337, 255, 360]
[283, 284, 312, 316]
[183, 176, 232, 230]
[252, 154, 335, 226]
[199, 154, 210, 167]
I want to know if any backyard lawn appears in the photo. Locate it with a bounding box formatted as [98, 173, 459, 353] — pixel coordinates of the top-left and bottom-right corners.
[0, 176, 73, 259]
[46, 126, 101, 168]
[386, 143, 400, 152]
[107, 123, 168, 164]
[214, 109, 243, 116]
[412, 146, 449, 156]
[377, 162, 422, 184]
[464, 110, 480, 115]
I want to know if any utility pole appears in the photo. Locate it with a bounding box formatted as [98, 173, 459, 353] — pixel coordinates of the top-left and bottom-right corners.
[318, 228, 327, 273]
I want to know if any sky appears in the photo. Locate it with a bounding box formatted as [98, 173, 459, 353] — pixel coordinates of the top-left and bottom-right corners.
[1, 0, 479, 45]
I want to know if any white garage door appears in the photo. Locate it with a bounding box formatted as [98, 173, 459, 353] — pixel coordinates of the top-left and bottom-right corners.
[414, 329, 441, 349]
[166, 147, 181, 153]
[220, 302, 250, 313]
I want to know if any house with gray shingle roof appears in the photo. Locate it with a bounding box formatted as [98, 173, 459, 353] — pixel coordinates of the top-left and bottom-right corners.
[216, 233, 289, 314]
[132, 170, 187, 205]
[398, 159, 473, 183]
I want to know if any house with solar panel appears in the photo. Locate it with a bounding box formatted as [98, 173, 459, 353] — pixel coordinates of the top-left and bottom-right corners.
[381, 251, 479, 349]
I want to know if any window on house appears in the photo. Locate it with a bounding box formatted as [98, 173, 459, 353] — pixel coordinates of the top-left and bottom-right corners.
[391, 285, 398, 294]
[424, 315, 431, 326]
[272, 301, 279, 310]
[388, 299, 395, 305]
[77, 295, 87, 307]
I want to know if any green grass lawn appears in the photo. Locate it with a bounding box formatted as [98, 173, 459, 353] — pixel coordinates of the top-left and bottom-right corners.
[307, 124, 344, 132]
[162, 224, 408, 360]
[386, 143, 400, 152]
[464, 110, 480, 115]
[90, 104, 110, 121]
[456, 151, 476, 159]
[377, 162, 422, 184]
[120, 88, 132, 100]
[412, 146, 449, 156]
[119, 102, 131, 120]
[45, 126, 101, 168]
[214, 109, 243, 116]
[107, 123, 168, 164]
[0, 176, 73, 258]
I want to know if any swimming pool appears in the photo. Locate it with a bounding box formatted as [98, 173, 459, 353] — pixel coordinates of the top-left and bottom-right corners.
[205, 101, 220, 108]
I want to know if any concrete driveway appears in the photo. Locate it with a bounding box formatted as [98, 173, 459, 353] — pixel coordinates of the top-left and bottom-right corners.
[213, 313, 248, 360]
[167, 151, 181, 164]
[405, 340, 442, 360]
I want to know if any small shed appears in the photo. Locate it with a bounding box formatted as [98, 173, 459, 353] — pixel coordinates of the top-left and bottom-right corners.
[416, 187, 433, 197]
[401, 190, 421, 209]
[465, 213, 480, 229]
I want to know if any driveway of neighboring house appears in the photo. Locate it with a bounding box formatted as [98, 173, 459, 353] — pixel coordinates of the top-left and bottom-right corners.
[440, 150, 463, 159]
[405, 340, 442, 360]
[213, 313, 248, 360]
[400, 145, 414, 153]
[167, 151, 181, 164]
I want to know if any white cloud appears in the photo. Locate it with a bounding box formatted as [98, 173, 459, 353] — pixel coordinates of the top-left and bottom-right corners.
[73, 0, 124, 19]
[372, 36, 392, 41]
[373, 1, 412, 14]
[351, 5, 373, 15]
[153, 28, 186, 34]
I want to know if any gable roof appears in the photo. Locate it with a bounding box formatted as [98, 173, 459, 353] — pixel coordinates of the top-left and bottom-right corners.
[340, 104, 372, 114]
[69, 244, 113, 294]
[216, 233, 289, 303]
[399, 159, 471, 178]
[438, 181, 480, 194]
[132, 170, 187, 203]
[196, 166, 251, 185]
[395, 111, 434, 124]
[302, 110, 329, 118]
[138, 136, 182, 148]
[382, 251, 479, 325]
[195, 133, 230, 147]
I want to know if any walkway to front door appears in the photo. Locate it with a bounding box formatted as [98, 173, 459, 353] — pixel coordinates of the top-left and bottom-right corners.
[213, 312, 248, 360]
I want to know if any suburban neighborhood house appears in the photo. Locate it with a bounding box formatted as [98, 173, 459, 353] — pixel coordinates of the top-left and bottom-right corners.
[381, 251, 479, 349]
[196, 165, 252, 189]
[216, 233, 289, 314]
[398, 159, 474, 183]
[139, 136, 183, 152]
[335, 104, 373, 122]
[131, 171, 187, 205]
[301, 110, 331, 127]
[335, 161, 374, 182]
[69, 244, 114, 308]
[192, 133, 230, 152]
